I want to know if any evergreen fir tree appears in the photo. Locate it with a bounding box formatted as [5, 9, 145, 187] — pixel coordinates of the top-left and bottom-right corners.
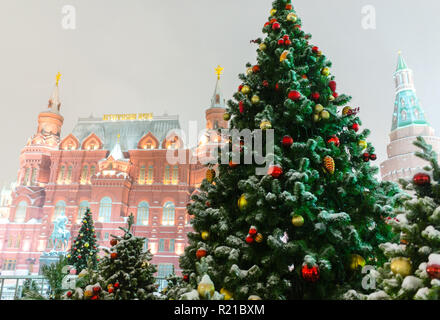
[345, 137, 440, 300]
[67, 208, 98, 272]
[180, 0, 401, 300]
[99, 213, 158, 300]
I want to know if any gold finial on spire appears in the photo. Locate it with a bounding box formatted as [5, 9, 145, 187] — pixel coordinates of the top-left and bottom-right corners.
[215, 65, 224, 80]
[117, 133, 121, 143]
[398, 50, 402, 55]
[56, 72, 62, 87]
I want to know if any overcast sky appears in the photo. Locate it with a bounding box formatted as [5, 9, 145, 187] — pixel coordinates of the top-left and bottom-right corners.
[0, 0, 439, 186]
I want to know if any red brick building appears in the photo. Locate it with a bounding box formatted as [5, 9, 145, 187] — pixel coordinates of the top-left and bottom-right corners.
[0, 71, 227, 277]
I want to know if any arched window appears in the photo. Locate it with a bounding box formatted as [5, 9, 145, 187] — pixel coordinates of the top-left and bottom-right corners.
[23, 167, 30, 185]
[53, 200, 66, 221]
[15, 201, 27, 223]
[77, 201, 89, 223]
[31, 168, 38, 186]
[99, 197, 112, 222]
[401, 110, 407, 121]
[66, 166, 73, 184]
[147, 166, 154, 184]
[90, 165, 96, 183]
[137, 201, 149, 225]
[80, 165, 89, 185]
[162, 202, 175, 226]
[139, 166, 146, 185]
[164, 165, 171, 184]
[414, 108, 420, 119]
[172, 165, 179, 185]
[57, 166, 66, 184]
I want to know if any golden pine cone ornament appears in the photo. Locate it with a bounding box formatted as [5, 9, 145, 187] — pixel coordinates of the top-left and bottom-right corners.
[323, 156, 335, 175]
[206, 169, 216, 183]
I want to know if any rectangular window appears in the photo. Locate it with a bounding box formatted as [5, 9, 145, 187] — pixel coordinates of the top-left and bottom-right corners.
[164, 166, 171, 184]
[172, 166, 179, 185]
[169, 239, 175, 252]
[104, 233, 109, 240]
[158, 239, 165, 252]
[23, 168, 30, 186]
[139, 166, 146, 185]
[2, 259, 16, 271]
[157, 264, 174, 278]
[31, 168, 38, 186]
[143, 238, 149, 252]
[147, 166, 154, 184]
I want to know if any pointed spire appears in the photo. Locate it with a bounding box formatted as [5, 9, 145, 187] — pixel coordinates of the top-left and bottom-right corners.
[396, 51, 408, 71]
[109, 134, 125, 160]
[210, 66, 225, 109]
[48, 72, 62, 112]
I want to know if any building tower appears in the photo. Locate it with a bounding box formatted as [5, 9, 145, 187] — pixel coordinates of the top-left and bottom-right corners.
[380, 53, 440, 182]
[205, 66, 228, 130]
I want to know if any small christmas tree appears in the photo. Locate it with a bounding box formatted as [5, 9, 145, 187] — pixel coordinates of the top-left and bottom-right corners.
[345, 137, 440, 300]
[99, 213, 157, 300]
[67, 208, 98, 272]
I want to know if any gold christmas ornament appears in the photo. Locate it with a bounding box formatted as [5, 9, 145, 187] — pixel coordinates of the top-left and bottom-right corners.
[255, 233, 264, 243]
[291, 215, 304, 227]
[238, 194, 248, 211]
[220, 288, 233, 300]
[313, 114, 321, 122]
[248, 295, 262, 300]
[342, 106, 352, 115]
[197, 275, 215, 298]
[390, 257, 412, 277]
[270, 9, 277, 16]
[287, 13, 298, 22]
[280, 50, 289, 62]
[259, 43, 267, 51]
[84, 290, 93, 298]
[358, 140, 367, 150]
[241, 85, 251, 95]
[349, 254, 366, 270]
[223, 113, 231, 121]
[314, 104, 324, 114]
[320, 110, 330, 120]
[201, 231, 210, 241]
[260, 120, 272, 130]
[328, 95, 335, 101]
[251, 95, 260, 104]
[84, 242, 89, 248]
[206, 169, 216, 183]
[246, 67, 253, 75]
[321, 67, 330, 76]
[323, 156, 335, 175]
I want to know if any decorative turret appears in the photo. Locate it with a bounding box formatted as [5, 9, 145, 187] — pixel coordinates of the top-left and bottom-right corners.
[205, 66, 228, 130]
[380, 52, 440, 182]
[391, 52, 427, 131]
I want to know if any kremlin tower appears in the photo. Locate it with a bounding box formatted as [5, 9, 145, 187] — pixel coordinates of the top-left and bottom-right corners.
[380, 53, 440, 182]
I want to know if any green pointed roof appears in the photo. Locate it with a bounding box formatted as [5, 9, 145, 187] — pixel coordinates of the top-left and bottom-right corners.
[396, 51, 408, 71]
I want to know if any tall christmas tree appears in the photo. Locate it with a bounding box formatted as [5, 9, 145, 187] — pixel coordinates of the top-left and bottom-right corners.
[345, 137, 440, 300]
[99, 213, 158, 300]
[180, 0, 401, 300]
[67, 208, 98, 272]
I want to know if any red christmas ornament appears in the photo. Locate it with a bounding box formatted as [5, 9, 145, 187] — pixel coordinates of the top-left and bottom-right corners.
[286, 4, 293, 10]
[370, 154, 377, 161]
[110, 239, 118, 246]
[311, 92, 320, 101]
[351, 123, 360, 132]
[282, 135, 294, 148]
[283, 35, 289, 40]
[312, 46, 319, 53]
[426, 264, 440, 279]
[108, 287, 114, 294]
[252, 65, 260, 73]
[205, 201, 211, 207]
[245, 235, 254, 244]
[327, 136, 340, 147]
[363, 153, 370, 162]
[288, 90, 301, 101]
[238, 84, 243, 92]
[67, 291, 72, 298]
[262, 80, 269, 88]
[196, 248, 207, 259]
[268, 165, 283, 178]
[272, 22, 281, 31]
[302, 264, 320, 282]
[278, 39, 285, 46]
[285, 39, 292, 46]
[239, 101, 245, 113]
[93, 235, 96, 238]
[110, 252, 118, 260]
[91, 295, 99, 300]
[333, 92, 339, 98]
[329, 81, 337, 92]
[183, 274, 189, 282]
[249, 226, 257, 236]
[93, 286, 101, 294]
[294, 24, 301, 29]
[114, 282, 120, 289]
[264, 22, 270, 28]
[413, 173, 431, 186]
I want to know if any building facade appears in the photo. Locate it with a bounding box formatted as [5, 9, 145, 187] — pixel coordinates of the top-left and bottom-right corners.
[0, 71, 226, 276]
[380, 53, 440, 182]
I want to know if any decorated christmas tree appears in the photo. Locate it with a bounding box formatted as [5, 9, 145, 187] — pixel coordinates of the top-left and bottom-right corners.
[345, 137, 440, 300]
[98, 213, 158, 300]
[67, 208, 99, 273]
[179, 0, 402, 300]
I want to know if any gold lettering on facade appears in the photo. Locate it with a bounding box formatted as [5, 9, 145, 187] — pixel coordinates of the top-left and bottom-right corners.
[102, 113, 153, 121]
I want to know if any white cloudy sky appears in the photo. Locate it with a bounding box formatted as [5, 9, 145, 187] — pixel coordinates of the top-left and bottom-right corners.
[0, 0, 439, 185]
